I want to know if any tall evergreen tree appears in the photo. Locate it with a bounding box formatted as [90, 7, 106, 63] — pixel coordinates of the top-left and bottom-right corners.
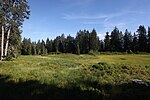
[58, 34, 65, 53]
[31, 42, 37, 55]
[89, 29, 99, 51]
[21, 38, 31, 55]
[41, 40, 47, 55]
[65, 35, 75, 53]
[104, 32, 110, 51]
[110, 27, 123, 52]
[83, 30, 90, 53]
[123, 29, 132, 52]
[137, 25, 147, 52]
[148, 27, 150, 52]
[36, 40, 41, 55]
[100, 40, 104, 51]
[76, 30, 84, 54]
[46, 38, 52, 53]
[132, 33, 139, 52]
[54, 36, 60, 53]
[76, 30, 91, 53]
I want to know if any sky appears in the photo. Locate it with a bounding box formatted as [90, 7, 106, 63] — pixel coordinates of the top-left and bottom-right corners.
[22, 0, 150, 41]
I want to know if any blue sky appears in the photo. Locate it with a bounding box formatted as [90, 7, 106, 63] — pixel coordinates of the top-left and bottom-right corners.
[22, 0, 150, 41]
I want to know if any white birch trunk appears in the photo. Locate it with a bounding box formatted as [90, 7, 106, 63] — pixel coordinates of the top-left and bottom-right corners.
[4, 27, 11, 57]
[3, 2, 15, 58]
[1, 26, 4, 60]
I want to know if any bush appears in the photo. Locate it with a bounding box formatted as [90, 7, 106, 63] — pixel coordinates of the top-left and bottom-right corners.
[92, 62, 111, 70]
[3, 55, 13, 61]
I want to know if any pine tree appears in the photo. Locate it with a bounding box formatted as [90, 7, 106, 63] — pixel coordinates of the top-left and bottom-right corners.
[83, 30, 90, 53]
[89, 29, 99, 51]
[110, 27, 123, 52]
[137, 25, 147, 52]
[65, 35, 75, 53]
[31, 42, 37, 55]
[41, 40, 47, 55]
[21, 38, 31, 55]
[123, 29, 132, 52]
[54, 36, 60, 53]
[100, 40, 104, 51]
[58, 34, 65, 53]
[76, 30, 91, 54]
[76, 30, 84, 54]
[147, 27, 150, 52]
[104, 32, 110, 51]
[46, 38, 53, 53]
[36, 40, 41, 55]
[132, 33, 139, 52]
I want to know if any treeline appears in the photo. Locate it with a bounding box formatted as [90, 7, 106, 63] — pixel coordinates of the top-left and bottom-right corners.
[21, 25, 150, 55]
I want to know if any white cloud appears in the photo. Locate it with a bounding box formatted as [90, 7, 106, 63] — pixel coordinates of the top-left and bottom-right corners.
[63, 13, 107, 20]
[62, 9, 147, 38]
[63, 10, 146, 21]
[82, 21, 103, 25]
[60, 0, 95, 5]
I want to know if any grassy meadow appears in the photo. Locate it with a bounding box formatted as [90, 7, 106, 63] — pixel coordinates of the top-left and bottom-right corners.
[0, 54, 150, 100]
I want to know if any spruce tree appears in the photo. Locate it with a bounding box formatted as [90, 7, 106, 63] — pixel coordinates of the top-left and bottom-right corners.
[89, 29, 98, 51]
[147, 27, 150, 52]
[31, 42, 37, 55]
[36, 40, 41, 55]
[104, 32, 110, 51]
[132, 33, 139, 52]
[137, 25, 147, 52]
[123, 29, 132, 52]
[21, 38, 31, 55]
[65, 35, 75, 53]
[46, 38, 53, 53]
[110, 27, 123, 52]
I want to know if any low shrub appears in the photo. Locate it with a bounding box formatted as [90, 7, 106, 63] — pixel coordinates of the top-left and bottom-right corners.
[92, 62, 111, 70]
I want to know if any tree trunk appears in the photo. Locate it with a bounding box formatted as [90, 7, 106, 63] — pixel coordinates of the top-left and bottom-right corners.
[4, 27, 11, 57]
[1, 26, 4, 60]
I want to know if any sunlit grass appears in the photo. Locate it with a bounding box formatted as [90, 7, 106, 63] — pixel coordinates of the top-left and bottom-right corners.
[0, 54, 150, 84]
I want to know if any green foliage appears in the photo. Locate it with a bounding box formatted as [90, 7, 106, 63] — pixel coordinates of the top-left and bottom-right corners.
[123, 29, 132, 51]
[21, 25, 150, 56]
[89, 29, 99, 51]
[110, 27, 123, 52]
[137, 25, 147, 52]
[94, 62, 110, 69]
[147, 27, 150, 52]
[0, 0, 30, 60]
[21, 38, 32, 55]
[104, 32, 110, 51]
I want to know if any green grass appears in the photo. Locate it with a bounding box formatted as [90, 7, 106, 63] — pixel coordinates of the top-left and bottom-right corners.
[0, 54, 150, 100]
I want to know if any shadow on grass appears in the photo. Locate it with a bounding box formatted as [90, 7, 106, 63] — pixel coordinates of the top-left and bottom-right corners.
[110, 82, 150, 100]
[0, 74, 150, 100]
[0, 75, 102, 100]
